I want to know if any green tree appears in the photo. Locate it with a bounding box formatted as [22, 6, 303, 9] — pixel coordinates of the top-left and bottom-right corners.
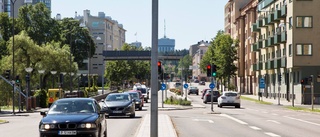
[178, 55, 192, 79]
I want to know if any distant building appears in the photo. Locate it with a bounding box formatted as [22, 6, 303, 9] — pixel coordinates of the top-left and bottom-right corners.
[3, 0, 51, 18]
[158, 36, 175, 53]
[130, 41, 142, 48]
[190, 40, 210, 81]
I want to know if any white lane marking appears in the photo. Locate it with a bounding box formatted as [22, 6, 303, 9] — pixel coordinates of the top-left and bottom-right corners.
[193, 119, 214, 124]
[284, 116, 320, 126]
[264, 132, 281, 137]
[271, 113, 278, 116]
[266, 120, 281, 124]
[249, 126, 261, 130]
[220, 114, 248, 125]
[208, 120, 214, 123]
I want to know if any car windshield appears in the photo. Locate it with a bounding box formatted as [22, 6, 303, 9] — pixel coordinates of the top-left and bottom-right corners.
[106, 94, 130, 101]
[225, 92, 238, 97]
[128, 92, 139, 99]
[190, 87, 197, 89]
[207, 90, 219, 95]
[48, 100, 95, 114]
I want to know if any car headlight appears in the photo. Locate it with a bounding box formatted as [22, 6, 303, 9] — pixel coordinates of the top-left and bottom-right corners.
[79, 123, 97, 128]
[40, 124, 56, 130]
[126, 103, 133, 109]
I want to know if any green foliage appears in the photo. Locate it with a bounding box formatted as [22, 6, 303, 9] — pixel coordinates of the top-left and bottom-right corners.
[228, 84, 236, 91]
[34, 89, 47, 108]
[164, 96, 191, 106]
[177, 55, 192, 77]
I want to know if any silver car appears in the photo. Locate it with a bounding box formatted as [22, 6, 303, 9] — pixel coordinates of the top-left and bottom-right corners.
[217, 91, 241, 108]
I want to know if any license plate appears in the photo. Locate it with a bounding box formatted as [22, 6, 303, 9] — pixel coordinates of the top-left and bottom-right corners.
[113, 111, 122, 113]
[58, 130, 77, 135]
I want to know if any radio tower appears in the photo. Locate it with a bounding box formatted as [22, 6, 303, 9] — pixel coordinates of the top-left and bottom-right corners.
[164, 19, 166, 38]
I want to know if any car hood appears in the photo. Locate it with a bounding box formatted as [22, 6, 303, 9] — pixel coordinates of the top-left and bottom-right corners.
[41, 114, 98, 124]
[105, 101, 131, 107]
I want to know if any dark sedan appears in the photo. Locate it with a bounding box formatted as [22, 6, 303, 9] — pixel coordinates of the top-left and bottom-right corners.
[102, 93, 136, 118]
[203, 90, 221, 104]
[39, 98, 107, 137]
[188, 86, 199, 95]
[124, 91, 143, 110]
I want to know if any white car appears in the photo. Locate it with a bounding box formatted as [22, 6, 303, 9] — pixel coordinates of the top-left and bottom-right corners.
[217, 91, 241, 108]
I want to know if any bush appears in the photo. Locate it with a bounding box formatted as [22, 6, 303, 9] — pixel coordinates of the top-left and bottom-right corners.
[164, 96, 191, 106]
[34, 89, 47, 108]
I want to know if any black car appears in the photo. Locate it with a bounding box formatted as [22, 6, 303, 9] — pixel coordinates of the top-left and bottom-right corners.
[102, 93, 136, 118]
[203, 90, 221, 104]
[124, 91, 143, 110]
[39, 98, 107, 137]
[188, 86, 199, 95]
[199, 81, 205, 85]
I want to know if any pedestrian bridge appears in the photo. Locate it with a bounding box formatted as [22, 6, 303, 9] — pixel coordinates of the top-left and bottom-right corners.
[103, 51, 183, 60]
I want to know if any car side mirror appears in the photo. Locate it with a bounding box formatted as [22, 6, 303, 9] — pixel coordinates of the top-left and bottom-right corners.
[40, 111, 47, 116]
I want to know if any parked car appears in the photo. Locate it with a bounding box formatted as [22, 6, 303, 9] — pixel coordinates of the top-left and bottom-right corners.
[175, 82, 182, 88]
[217, 91, 241, 108]
[102, 93, 136, 118]
[199, 81, 205, 85]
[39, 98, 107, 137]
[194, 79, 199, 83]
[124, 91, 143, 110]
[188, 86, 199, 95]
[203, 90, 221, 104]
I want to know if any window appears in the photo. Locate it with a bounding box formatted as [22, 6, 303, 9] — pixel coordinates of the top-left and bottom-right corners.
[296, 16, 312, 28]
[289, 44, 292, 56]
[296, 44, 312, 55]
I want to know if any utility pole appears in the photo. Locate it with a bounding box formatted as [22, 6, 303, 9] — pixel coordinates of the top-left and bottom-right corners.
[311, 75, 314, 110]
[150, 0, 159, 136]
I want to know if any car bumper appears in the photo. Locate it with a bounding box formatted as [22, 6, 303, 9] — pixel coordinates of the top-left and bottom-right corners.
[219, 102, 240, 106]
[39, 129, 98, 137]
[106, 108, 134, 116]
[204, 97, 218, 102]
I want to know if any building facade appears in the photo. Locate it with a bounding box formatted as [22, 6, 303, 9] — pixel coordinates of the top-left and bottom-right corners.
[158, 36, 175, 53]
[130, 41, 142, 48]
[226, 0, 320, 104]
[3, 0, 51, 17]
[191, 41, 210, 81]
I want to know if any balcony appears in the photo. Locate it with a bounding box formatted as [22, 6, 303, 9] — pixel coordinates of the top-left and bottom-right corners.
[281, 57, 286, 68]
[267, 13, 275, 24]
[281, 31, 287, 43]
[251, 23, 260, 32]
[265, 60, 274, 69]
[267, 36, 274, 47]
[251, 43, 258, 52]
[262, 17, 268, 26]
[253, 64, 258, 71]
[274, 33, 281, 45]
[257, 62, 263, 70]
[274, 9, 283, 21]
[263, 39, 268, 48]
[258, 0, 276, 11]
[281, 5, 287, 17]
[257, 40, 263, 49]
[257, 19, 264, 28]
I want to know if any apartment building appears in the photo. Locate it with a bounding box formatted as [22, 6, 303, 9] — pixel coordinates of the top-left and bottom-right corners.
[3, 0, 51, 17]
[189, 40, 210, 81]
[80, 10, 126, 85]
[226, 0, 320, 104]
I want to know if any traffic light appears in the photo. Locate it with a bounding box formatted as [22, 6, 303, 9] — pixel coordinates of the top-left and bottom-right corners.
[206, 64, 211, 77]
[15, 75, 20, 84]
[158, 61, 162, 74]
[4, 70, 11, 80]
[212, 65, 217, 77]
[301, 78, 308, 85]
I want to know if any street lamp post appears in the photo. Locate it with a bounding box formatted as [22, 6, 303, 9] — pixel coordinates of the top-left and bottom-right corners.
[82, 73, 87, 91]
[25, 67, 33, 111]
[70, 72, 74, 92]
[11, 0, 17, 115]
[38, 70, 45, 90]
[50, 71, 57, 88]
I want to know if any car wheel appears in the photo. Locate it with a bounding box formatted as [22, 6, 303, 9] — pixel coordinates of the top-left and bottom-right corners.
[203, 101, 207, 104]
[145, 99, 148, 103]
[235, 105, 241, 108]
[139, 107, 142, 110]
[219, 104, 222, 108]
[130, 113, 135, 118]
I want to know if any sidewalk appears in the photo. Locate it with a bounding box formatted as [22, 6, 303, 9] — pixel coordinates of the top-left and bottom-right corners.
[241, 94, 320, 109]
[135, 90, 204, 137]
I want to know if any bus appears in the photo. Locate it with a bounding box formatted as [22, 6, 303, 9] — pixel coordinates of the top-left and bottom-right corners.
[47, 88, 63, 108]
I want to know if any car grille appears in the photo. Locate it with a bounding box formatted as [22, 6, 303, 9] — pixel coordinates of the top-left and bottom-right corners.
[109, 107, 125, 111]
[58, 123, 77, 129]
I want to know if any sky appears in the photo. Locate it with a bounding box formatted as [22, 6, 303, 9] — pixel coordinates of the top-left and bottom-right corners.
[51, 0, 228, 50]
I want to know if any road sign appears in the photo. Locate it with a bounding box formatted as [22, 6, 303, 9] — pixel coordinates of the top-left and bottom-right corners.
[259, 78, 265, 89]
[209, 83, 215, 89]
[160, 84, 166, 90]
[183, 84, 188, 89]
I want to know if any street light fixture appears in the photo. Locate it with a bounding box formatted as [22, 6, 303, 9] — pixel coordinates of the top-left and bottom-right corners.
[50, 71, 57, 88]
[38, 70, 45, 90]
[25, 67, 33, 111]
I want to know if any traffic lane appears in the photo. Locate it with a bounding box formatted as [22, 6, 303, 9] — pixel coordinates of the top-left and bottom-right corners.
[107, 103, 150, 137]
[0, 112, 42, 137]
[165, 109, 270, 137]
[215, 100, 320, 137]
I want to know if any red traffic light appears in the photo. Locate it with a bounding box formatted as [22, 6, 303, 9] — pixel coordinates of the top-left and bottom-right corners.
[158, 61, 161, 66]
[207, 65, 211, 69]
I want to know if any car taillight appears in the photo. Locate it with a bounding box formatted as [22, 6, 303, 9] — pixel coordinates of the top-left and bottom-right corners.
[206, 94, 210, 96]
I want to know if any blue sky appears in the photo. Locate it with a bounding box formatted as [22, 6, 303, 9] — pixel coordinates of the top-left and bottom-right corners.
[51, 0, 227, 50]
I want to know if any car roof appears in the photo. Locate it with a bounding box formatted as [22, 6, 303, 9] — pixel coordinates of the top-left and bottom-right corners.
[57, 98, 95, 102]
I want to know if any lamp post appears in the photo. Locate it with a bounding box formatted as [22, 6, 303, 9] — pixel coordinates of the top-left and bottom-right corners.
[11, 0, 17, 115]
[38, 70, 45, 90]
[25, 67, 33, 111]
[50, 71, 57, 88]
[77, 73, 81, 94]
[60, 72, 66, 89]
[70, 72, 74, 92]
[82, 73, 87, 91]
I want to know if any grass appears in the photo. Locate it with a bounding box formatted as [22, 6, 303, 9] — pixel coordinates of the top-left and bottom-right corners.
[285, 106, 320, 113]
[240, 96, 273, 105]
[164, 96, 191, 106]
[0, 120, 7, 123]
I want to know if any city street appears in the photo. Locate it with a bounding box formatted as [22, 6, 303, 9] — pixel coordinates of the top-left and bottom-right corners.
[2, 82, 320, 137]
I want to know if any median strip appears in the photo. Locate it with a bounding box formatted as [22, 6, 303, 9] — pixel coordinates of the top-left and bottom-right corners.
[240, 96, 273, 105]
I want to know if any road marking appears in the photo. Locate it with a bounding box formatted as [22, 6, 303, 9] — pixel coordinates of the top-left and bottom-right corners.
[208, 120, 214, 123]
[284, 116, 320, 126]
[193, 119, 214, 124]
[271, 113, 278, 116]
[220, 114, 248, 125]
[266, 120, 281, 124]
[249, 126, 261, 130]
[264, 132, 281, 137]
